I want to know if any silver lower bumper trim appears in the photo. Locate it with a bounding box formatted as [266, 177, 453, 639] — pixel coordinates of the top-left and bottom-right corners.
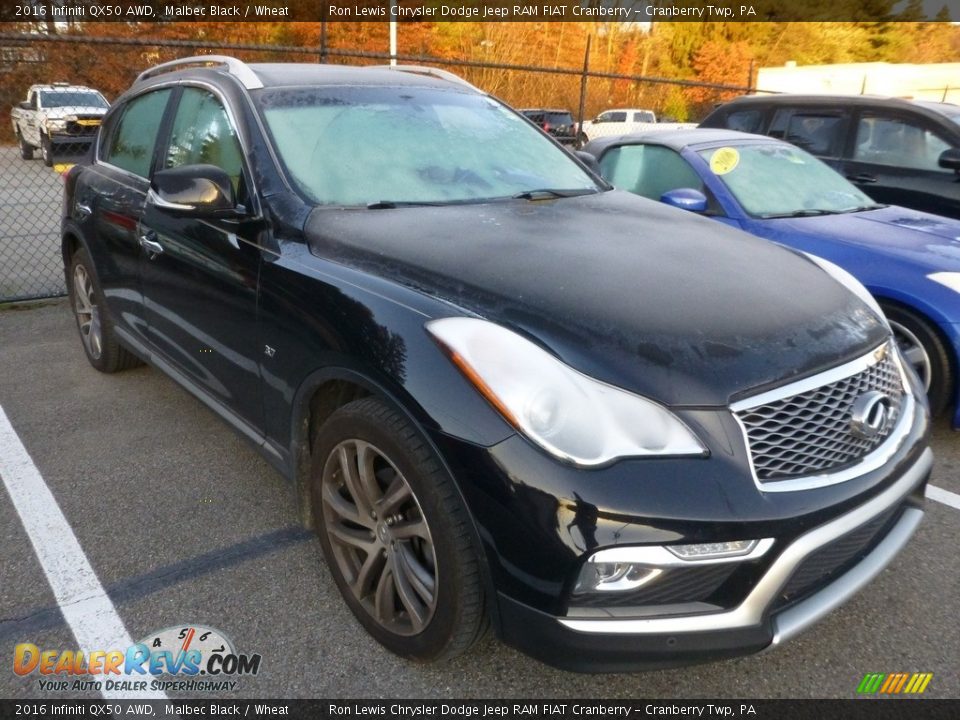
[769, 506, 923, 648]
[558, 446, 931, 636]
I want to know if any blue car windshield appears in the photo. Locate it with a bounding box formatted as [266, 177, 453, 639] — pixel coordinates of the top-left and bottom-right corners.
[697, 144, 880, 218]
[256, 86, 599, 206]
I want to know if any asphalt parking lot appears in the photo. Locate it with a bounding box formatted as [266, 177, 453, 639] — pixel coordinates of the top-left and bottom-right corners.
[0, 300, 958, 699]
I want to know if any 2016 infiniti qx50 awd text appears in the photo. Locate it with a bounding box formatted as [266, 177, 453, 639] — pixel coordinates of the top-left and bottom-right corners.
[61, 56, 932, 671]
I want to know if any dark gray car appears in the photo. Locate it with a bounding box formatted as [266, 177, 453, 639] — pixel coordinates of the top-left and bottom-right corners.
[701, 94, 960, 219]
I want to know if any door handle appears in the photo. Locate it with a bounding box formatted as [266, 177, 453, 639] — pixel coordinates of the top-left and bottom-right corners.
[139, 231, 164, 258]
[847, 173, 878, 184]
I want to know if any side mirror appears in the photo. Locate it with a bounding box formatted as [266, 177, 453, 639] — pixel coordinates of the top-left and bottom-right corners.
[19, 101, 30, 110]
[149, 164, 237, 216]
[938, 147, 960, 171]
[574, 150, 601, 175]
[661, 188, 708, 213]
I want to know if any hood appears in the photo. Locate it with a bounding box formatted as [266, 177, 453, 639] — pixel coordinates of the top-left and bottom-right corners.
[305, 190, 887, 406]
[760, 205, 960, 269]
[44, 107, 107, 119]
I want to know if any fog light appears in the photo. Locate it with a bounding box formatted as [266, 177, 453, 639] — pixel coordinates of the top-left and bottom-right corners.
[667, 540, 758, 560]
[574, 561, 662, 594]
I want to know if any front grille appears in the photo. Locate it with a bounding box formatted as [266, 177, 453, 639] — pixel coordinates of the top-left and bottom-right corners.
[774, 504, 903, 610]
[570, 564, 735, 608]
[735, 344, 903, 481]
[65, 117, 101, 136]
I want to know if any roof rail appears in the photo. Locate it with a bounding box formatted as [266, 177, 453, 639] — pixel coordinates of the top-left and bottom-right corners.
[372, 65, 479, 92]
[135, 55, 264, 90]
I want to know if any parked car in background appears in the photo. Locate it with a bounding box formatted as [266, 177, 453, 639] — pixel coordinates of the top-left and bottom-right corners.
[518, 108, 577, 145]
[585, 128, 960, 424]
[11, 83, 109, 166]
[700, 94, 960, 219]
[63, 57, 930, 671]
[580, 107, 695, 143]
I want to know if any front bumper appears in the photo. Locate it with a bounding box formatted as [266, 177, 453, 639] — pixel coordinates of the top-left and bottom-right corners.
[495, 446, 930, 672]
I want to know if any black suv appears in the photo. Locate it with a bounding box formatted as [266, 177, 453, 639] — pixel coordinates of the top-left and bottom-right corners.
[519, 108, 577, 145]
[701, 94, 960, 219]
[62, 57, 930, 671]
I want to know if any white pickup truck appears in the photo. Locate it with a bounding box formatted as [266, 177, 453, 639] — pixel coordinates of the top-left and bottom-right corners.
[11, 83, 109, 166]
[579, 108, 696, 143]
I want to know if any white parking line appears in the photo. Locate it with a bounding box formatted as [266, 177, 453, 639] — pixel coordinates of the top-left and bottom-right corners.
[927, 484, 960, 511]
[0, 404, 166, 700]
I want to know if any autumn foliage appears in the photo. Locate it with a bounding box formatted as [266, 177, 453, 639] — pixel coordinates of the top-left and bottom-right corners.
[2, 18, 960, 141]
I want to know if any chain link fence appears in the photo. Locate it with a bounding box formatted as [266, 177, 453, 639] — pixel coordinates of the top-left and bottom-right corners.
[0, 32, 751, 303]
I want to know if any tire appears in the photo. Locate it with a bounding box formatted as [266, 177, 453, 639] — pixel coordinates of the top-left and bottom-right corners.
[881, 303, 953, 417]
[17, 130, 33, 160]
[40, 132, 53, 167]
[68, 248, 142, 373]
[311, 397, 487, 662]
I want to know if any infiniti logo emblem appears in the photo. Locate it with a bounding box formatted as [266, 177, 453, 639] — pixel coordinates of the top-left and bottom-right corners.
[850, 390, 893, 439]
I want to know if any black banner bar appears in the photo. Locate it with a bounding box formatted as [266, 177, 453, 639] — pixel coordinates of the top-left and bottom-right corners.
[1, 700, 958, 720]
[2, 0, 959, 23]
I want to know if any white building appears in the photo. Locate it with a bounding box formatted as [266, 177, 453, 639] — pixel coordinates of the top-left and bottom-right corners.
[756, 61, 960, 103]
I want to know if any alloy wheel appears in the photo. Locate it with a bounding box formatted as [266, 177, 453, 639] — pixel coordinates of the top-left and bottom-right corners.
[320, 439, 438, 636]
[889, 318, 931, 392]
[73, 263, 103, 360]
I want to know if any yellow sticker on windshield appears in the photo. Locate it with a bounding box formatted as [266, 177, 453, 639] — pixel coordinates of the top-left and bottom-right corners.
[710, 147, 740, 175]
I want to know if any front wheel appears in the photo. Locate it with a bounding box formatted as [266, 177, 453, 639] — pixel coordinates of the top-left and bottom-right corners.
[311, 398, 487, 662]
[40, 132, 53, 167]
[17, 130, 33, 160]
[881, 303, 953, 416]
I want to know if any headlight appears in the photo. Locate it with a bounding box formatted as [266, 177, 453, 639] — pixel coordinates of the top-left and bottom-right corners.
[44, 118, 67, 131]
[804, 253, 888, 327]
[426, 317, 707, 467]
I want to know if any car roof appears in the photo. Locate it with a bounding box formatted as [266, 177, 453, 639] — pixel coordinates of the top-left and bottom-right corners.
[246, 63, 476, 90]
[719, 93, 958, 112]
[519, 108, 571, 114]
[134, 62, 480, 94]
[585, 128, 774, 155]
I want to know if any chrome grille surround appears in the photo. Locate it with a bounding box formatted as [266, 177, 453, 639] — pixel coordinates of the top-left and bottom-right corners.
[731, 342, 915, 493]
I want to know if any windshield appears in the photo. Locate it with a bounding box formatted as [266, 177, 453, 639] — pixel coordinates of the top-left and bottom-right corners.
[257, 87, 599, 206]
[40, 91, 108, 109]
[697, 143, 879, 217]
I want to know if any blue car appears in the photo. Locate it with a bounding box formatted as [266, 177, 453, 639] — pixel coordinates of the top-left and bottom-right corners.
[585, 129, 960, 425]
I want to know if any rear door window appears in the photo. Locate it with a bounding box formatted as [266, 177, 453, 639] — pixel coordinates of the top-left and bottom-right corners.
[102, 89, 172, 177]
[725, 109, 763, 133]
[599, 111, 627, 123]
[773, 111, 847, 156]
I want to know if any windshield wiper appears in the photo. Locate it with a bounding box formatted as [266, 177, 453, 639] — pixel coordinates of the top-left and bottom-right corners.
[366, 200, 447, 209]
[759, 208, 838, 219]
[512, 188, 599, 200]
[836, 204, 887, 214]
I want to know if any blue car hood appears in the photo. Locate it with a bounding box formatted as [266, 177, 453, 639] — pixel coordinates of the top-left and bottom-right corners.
[760, 206, 960, 266]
